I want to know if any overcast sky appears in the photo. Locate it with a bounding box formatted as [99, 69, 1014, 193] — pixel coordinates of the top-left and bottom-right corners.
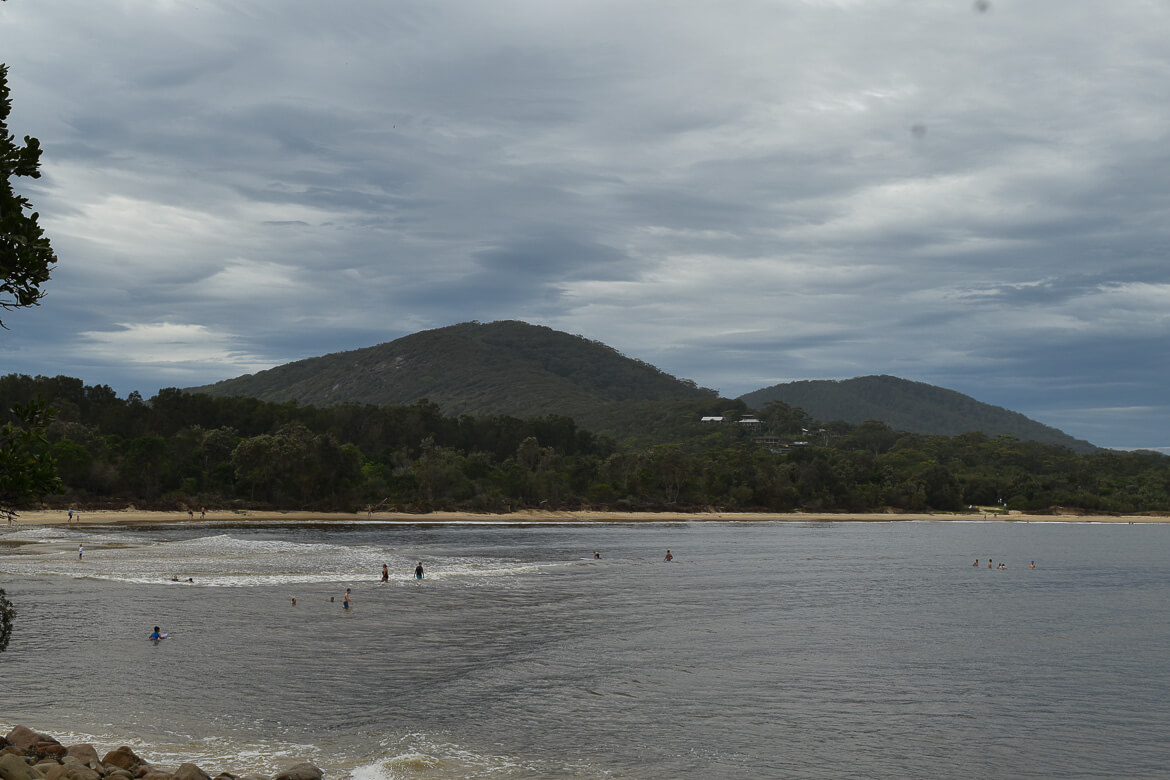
[2, 0, 1167, 451]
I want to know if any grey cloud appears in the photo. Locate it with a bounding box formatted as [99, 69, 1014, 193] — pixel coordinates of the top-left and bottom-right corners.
[0, 0, 1167, 449]
[473, 235, 632, 282]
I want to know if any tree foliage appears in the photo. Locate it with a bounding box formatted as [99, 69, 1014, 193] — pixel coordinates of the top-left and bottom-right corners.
[1, 63, 56, 326]
[3, 372, 1170, 516]
[1, 396, 61, 520]
[0, 395, 58, 657]
[1, 35, 59, 654]
[0, 587, 13, 653]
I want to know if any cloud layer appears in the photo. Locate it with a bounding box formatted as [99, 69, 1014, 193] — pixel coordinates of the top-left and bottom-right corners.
[2, 0, 1167, 450]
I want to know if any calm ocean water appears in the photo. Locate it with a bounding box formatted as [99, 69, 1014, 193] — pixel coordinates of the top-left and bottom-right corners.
[2, 519, 1169, 779]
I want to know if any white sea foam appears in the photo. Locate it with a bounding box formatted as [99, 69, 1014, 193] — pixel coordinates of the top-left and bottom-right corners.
[0, 528, 569, 586]
[0, 526, 156, 545]
[347, 733, 560, 780]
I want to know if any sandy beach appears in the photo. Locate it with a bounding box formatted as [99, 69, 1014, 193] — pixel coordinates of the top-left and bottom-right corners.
[6, 507, 1168, 526]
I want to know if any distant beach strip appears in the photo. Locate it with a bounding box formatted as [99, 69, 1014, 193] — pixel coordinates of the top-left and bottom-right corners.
[7, 508, 1168, 526]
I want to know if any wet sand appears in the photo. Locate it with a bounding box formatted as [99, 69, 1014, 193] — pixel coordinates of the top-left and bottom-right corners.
[7, 507, 1168, 526]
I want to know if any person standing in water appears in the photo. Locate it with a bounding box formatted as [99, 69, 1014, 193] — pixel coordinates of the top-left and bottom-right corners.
[343, 588, 352, 609]
[78, 544, 84, 560]
[381, 564, 389, 583]
[148, 626, 165, 641]
[664, 550, 673, 562]
[415, 562, 424, 580]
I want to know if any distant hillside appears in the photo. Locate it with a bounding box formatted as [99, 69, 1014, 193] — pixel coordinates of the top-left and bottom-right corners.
[187, 320, 715, 419]
[739, 375, 1098, 454]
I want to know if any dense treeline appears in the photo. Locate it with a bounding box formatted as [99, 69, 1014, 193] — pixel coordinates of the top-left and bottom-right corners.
[3, 373, 1169, 515]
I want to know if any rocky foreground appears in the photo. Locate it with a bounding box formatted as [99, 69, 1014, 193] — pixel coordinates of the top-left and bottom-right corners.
[0, 728, 323, 780]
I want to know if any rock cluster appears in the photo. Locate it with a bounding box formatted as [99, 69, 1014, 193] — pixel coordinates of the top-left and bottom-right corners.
[0, 728, 323, 780]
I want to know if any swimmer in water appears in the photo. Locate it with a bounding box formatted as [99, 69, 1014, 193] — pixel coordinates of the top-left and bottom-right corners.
[149, 626, 165, 641]
[973, 559, 979, 567]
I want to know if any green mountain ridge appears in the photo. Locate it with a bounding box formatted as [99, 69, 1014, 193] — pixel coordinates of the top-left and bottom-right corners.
[187, 320, 717, 420]
[188, 321, 1098, 452]
[739, 375, 1098, 454]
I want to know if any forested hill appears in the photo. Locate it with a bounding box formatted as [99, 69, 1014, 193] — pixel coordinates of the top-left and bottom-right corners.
[186, 320, 716, 420]
[5, 372, 1166, 515]
[740, 375, 1098, 454]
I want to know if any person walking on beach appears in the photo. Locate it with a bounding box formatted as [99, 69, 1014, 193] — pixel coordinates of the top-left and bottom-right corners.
[68, 508, 73, 522]
[381, 564, 389, 583]
[343, 588, 352, 609]
[415, 562, 424, 580]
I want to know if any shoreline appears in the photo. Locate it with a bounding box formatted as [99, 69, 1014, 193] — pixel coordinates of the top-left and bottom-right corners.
[7, 508, 1169, 526]
[1, 724, 319, 780]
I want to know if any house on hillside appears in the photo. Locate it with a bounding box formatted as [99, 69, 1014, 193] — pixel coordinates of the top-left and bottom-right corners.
[700, 415, 763, 428]
[753, 435, 790, 454]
